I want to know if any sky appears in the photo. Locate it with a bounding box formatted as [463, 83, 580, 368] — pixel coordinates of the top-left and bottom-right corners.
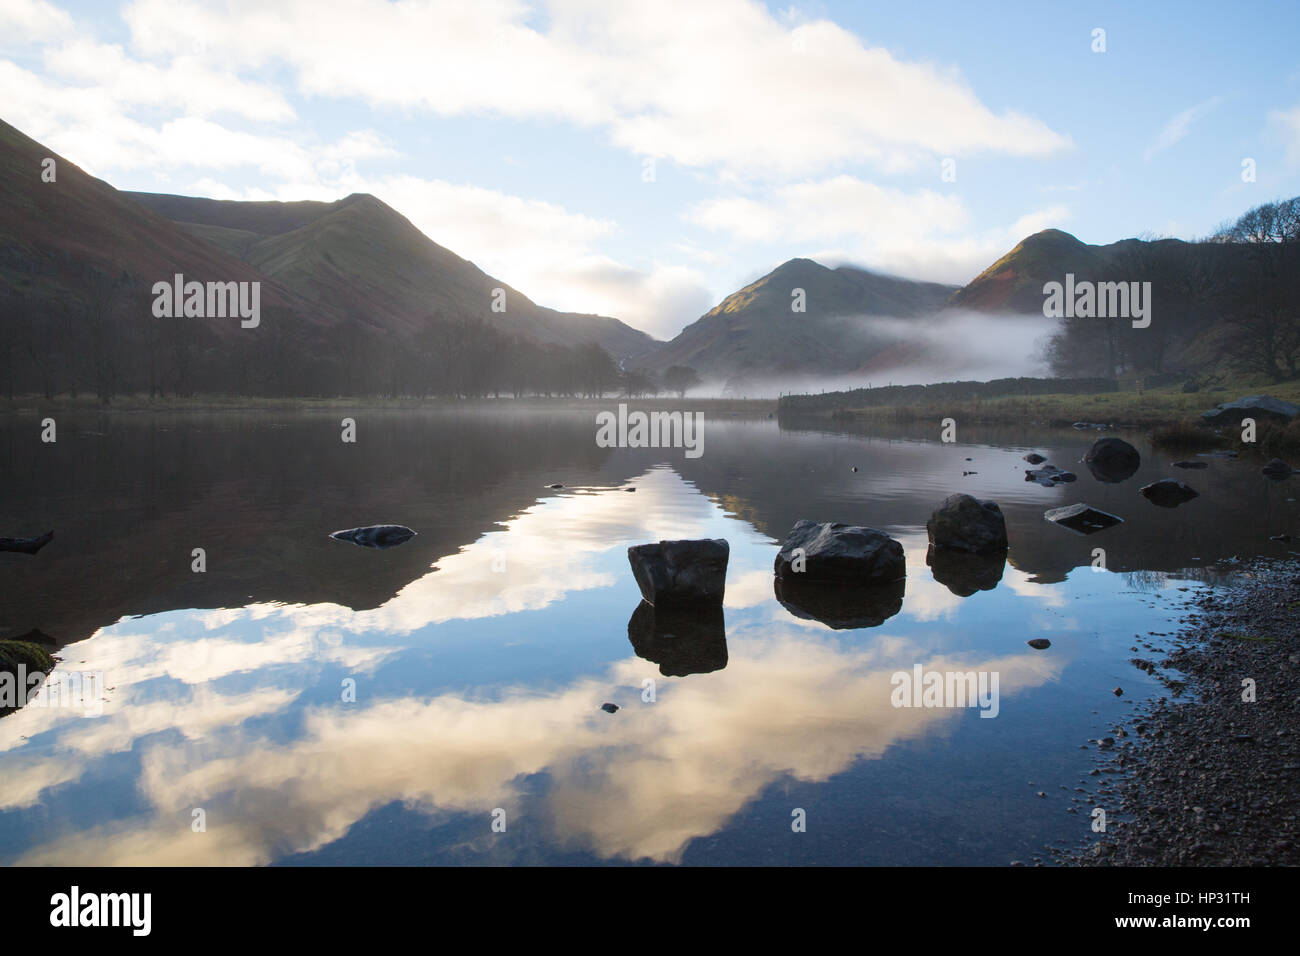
[2, 0, 1299, 341]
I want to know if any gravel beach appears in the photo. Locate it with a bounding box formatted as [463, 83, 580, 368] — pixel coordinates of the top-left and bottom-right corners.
[1059, 558, 1300, 866]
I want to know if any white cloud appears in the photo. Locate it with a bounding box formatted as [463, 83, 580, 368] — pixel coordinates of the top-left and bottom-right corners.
[1269, 103, 1300, 165]
[687, 175, 967, 243]
[687, 173, 1068, 285]
[0, 0, 72, 43]
[1143, 96, 1225, 162]
[118, 0, 1071, 177]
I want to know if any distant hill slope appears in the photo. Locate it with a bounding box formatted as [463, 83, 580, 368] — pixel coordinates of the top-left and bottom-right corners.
[126, 190, 656, 358]
[0, 118, 314, 328]
[640, 257, 957, 379]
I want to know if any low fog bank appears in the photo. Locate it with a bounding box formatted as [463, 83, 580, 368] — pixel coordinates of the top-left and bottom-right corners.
[697, 310, 1058, 399]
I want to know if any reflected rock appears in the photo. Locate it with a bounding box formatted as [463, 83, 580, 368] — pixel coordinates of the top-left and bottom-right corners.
[774, 574, 905, 629]
[0, 530, 53, 555]
[926, 544, 1006, 597]
[1201, 394, 1299, 426]
[627, 538, 729, 607]
[773, 520, 904, 583]
[1084, 438, 1140, 483]
[927, 494, 1008, 554]
[1262, 458, 1296, 479]
[1024, 465, 1077, 486]
[1044, 503, 1124, 535]
[1140, 479, 1199, 508]
[329, 525, 417, 549]
[627, 600, 728, 676]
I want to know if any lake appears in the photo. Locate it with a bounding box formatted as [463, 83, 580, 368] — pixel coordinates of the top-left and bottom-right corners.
[0, 407, 1294, 865]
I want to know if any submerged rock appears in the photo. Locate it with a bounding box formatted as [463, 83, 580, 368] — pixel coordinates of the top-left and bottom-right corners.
[1044, 503, 1124, 535]
[1200, 394, 1299, 426]
[773, 520, 905, 583]
[774, 574, 904, 629]
[926, 494, 1008, 554]
[0, 530, 53, 555]
[627, 538, 729, 607]
[1084, 437, 1141, 483]
[1262, 458, 1295, 478]
[926, 545, 1005, 597]
[1140, 479, 1200, 508]
[1172, 460, 1208, 469]
[329, 525, 417, 549]
[627, 600, 727, 675]
[1025, 464, 1078, 486]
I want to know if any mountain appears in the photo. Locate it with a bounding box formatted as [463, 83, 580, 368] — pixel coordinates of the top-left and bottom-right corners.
[0, 115, 657, 402]
[0, 117, 314, 327]
[125, 190, 655, 358]
[640, 258, 957, 380]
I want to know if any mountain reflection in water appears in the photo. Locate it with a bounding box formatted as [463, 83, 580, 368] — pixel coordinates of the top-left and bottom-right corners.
[1, 410, 1293, 865]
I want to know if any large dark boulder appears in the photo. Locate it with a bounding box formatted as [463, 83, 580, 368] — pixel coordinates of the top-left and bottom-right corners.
[774, 575, 904, 629]
[627, 538, 729, 606]
[926, 494, 1008, 554]
[627, 600, 727, 675]
[1139, 479, 1199, 508]
[1084, 437, 1141, 483]
[773, 520, 905, 583]
[329, 525, 417, 549]
[1200, 394, 1299, 426]
[926, 545, 1006, 597]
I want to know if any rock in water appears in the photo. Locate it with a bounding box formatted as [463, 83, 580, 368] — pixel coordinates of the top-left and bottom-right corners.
[1044, 503, 1124, 535]
[1171, 460, 1208, 469]
[1027, 639, 1051, 649]
[1262, 458, 1295, 478]
[1140, 479, 1199, 508]
[329, 525, 417, 549]
[627, 538, 729, 607]
[773, 520, 905, 583]
[926, 494, 1008, 554]
[1084, 437, 1141, 483]
[1200, 394, 1299, 426]
[627, 600, 728, 675]
[0, 530, 53, 555]
[1024, 464, 1077, 486]
[1023, 453, 1047, 465]
[601, 702, 619, 714]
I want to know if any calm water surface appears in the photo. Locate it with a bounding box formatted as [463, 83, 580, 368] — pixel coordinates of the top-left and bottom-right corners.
[1, 409, 1295, 865]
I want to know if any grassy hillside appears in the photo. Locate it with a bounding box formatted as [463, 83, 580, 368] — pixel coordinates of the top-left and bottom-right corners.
[641, 257, 957, 378]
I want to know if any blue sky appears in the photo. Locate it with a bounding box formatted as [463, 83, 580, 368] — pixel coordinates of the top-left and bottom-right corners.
[3, 0, 1298, 339]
